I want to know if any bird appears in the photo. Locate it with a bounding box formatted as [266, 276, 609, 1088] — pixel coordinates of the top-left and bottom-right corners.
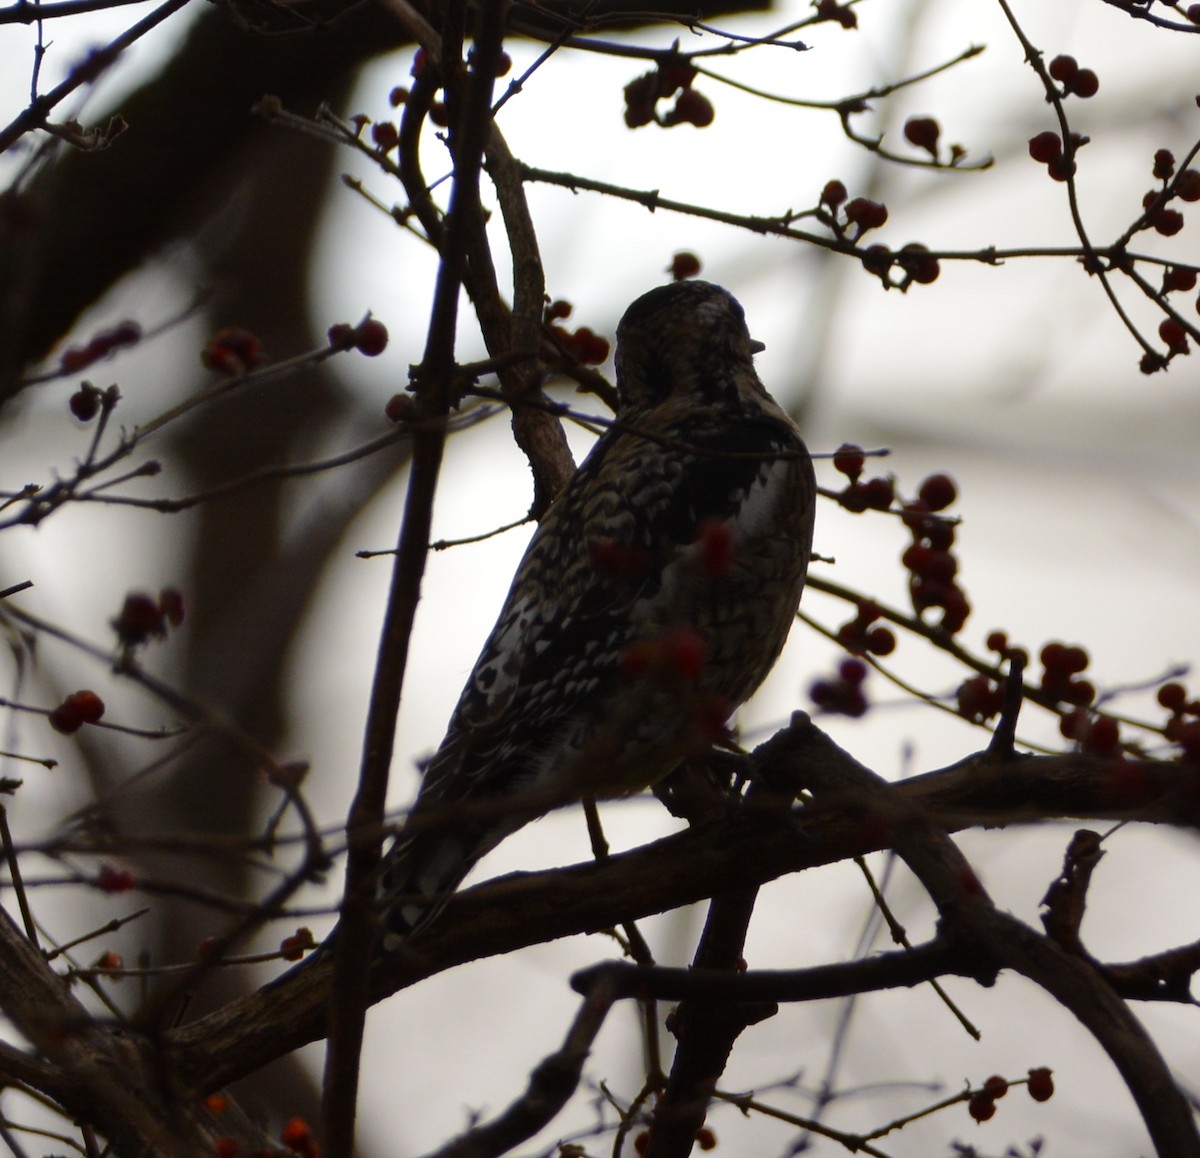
[376, 280, 816, 951]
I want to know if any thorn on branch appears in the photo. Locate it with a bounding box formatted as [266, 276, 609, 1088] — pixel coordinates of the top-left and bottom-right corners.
[986, 651, 1026, 758]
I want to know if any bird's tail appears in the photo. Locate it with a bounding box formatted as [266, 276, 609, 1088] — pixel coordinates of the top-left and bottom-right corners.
[375, 828, 478, 950]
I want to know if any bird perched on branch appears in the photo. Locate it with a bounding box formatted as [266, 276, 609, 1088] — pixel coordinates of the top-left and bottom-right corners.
[377, 280, 816, 950]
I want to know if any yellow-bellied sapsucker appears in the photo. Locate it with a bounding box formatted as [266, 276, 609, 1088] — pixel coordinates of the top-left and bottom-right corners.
[377, 280, 816, 950]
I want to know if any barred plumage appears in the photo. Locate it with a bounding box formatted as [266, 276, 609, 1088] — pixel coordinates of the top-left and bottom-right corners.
[378, 281, 816, 949]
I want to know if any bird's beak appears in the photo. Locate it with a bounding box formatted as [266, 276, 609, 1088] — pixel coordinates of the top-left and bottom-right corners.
[749, 338, 766, 355]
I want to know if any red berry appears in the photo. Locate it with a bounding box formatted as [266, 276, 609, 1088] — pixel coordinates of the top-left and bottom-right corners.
[1028, 131, 1062, 164]
[1159, 318, 1188, 352]
[898, 243, 940, 285]
[388, 86, 408, 107]
[1154, 209, 1185, 237]
[384, 393, 416, 423]
[69, 383, 102, 421]
[665, 89, 714, 128]
[370, 121, 398, 152]
[327, 322, 354, 349]
[1027, 1068, 1054, 1102]
[493, 50, 512, 77]
[903, 116, 940, 155]
[1189, 3, 1200, 22]
[838, 482, 868, 513]
[967, 1093, 996, 1122]
[832, 442, 865, 481]
[658, 59, 697, 94]
[668, 252, 702, 280]
[1047, 155, 1076, 182]
[1060, 707, 1089, 741]
[1154, 149, 1176, 180]
[353, 317, 389, 357]
[844, 198, 888, 233]
[862, 476, 895, 510]
[865, 626, 895, 656]
[918, 472, 957, 511]
[97, 863, 137, 892]
[201, 327, 264, 376]
[986, 630, 1009, 653]
[1158, 682, 1188, 713]
[1164, 267, 1198, 293]
[1067, 68, 1098, 99]
[159, 587, 186, 627]
[623, 72, 656, 128]
[821, 179, 848, 208]
[49, 701, 83, 734]
[861, 244, 892, 278]
[280, 1118, 313, 1152]
[1048, 55, 1078, 83]
[1177, 170, 1200, 202]
[983, 1075, 1009, 1099]
[696, 1126, 717, 1150]
[1067, 678, 1096, 706]
[112, 591, 167, 646]
[66, 689, 105, 723]
[214, 1137, 239, 1158]
[957, 675, 1002, 723]
[1083, 714, 1119, 754]
[939, 587, 971, 633]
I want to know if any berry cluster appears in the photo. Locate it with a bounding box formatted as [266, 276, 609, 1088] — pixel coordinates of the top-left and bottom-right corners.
[1139, 149, 1200, 239]
[956, 630, 1027, 723]
[59, 320, 141, 376]
[48, 689, 105, 734]
[111, 588, 185, 649]
[544, 298, 611, 364]
[279, 927, 317, 961]
[835, 599, 896, 657]
[810, 656, 869, 718]
[903, 473, 968, 634]
[832, 442, 895, 512]
[1028, 130, 1086, 182]
[968, 1069, 1053, 1124]
[623, 59, 714, 129]
[201, 327, 265, 376]
[632, 1125, 716, 1154]
[1047, 54, 1099, 100]
[819, 180, 888, 242]
[861, 242, 941, 289]
[1038, 641, 1095, 707]
[956, 674, 1004, 724]
[327, 316, 389, 357]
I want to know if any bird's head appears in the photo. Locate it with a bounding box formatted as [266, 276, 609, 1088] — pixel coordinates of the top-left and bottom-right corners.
[613, 281, 766, 412]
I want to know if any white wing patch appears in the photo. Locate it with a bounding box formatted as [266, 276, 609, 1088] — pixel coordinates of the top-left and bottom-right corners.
[731, 456, 792, 541]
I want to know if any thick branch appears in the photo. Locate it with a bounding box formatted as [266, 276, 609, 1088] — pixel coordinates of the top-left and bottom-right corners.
[170, 740, 1200, 1094]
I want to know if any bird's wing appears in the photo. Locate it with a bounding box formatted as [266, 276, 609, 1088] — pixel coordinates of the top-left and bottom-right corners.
[416, 410, 812, 805]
